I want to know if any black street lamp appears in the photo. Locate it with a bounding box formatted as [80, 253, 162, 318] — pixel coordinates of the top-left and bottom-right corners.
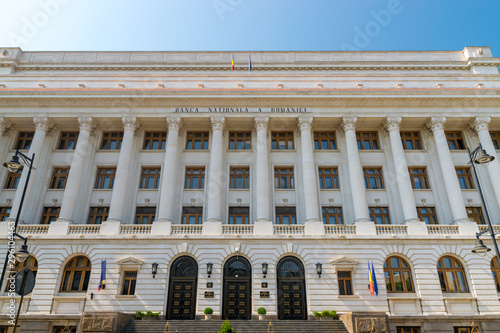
[0, 150, 35, 290]
[467, 144, 500, 267]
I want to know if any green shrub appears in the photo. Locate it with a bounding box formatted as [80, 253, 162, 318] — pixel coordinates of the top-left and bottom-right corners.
[313, 311, 322, 318]
[314, 310, 337, 318]
[218, 319, 238, 333]
[144, 310, 160, 317]
[204, 307, 213, 315]
[257, 307, 266, 315]
[135, 311, 144, 319]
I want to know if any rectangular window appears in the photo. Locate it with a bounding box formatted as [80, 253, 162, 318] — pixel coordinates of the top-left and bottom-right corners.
[40, 207, 60, 224]
[322, 207, 343, 224]
[396, 328, 421, 333]
[446, 131, 465, 150]
[87, 207, 109, 224]
[274, 167, 294, 189]
[369, 207, 390, 225]
[456, 167, 474, 189]
[101, 131, 123, 150]
[356, 131, 379, 150]
[135, 207, 156, 224]
[400, 131, 422, 150]
[121, 271, 137, 295]
[417, 207, 438, 224]
[467, 207, 485, 224]
[50, 167, 70, 189]
[491, 132, 500, 150]
[186, 132, 209, 150]
[228, 132, 251, 150]
[314, 132, 336, 150]
[140, 167, 161, 189]
[271, 132, 294, 150]
[364, 167, 384, 189]
[319, 167, 339, 189]
[16, 132, 34, 150]
[182, 207, 203, 224]
[409, 167, 429, 189]
[4, 169, 22, 189]
[58, 131, 79, 150]
[229, 207, 249, 224]
[229, 167, 249, 189]
[185, 167, 205, 189]
[0, 207, 11, 221]
[454, 328, 472, 333]
[144, 132, 166, 150]
[275, 207, 296, 225]
[95, 168, 116, 189]
[338, 271, 353, 295]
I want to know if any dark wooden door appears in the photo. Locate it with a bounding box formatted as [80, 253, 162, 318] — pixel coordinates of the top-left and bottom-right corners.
[223, 277, 251, 319]
[167, 278, 196, 319]
[278, 279, 307, 320]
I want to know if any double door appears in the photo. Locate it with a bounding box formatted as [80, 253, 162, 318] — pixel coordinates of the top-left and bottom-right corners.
[223, 277, 251, 319]
[167, 278, 196, 319]
[278, 279, 307, 320]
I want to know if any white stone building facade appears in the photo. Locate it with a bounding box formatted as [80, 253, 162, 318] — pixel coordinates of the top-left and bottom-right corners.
[0, 47, 499, 332]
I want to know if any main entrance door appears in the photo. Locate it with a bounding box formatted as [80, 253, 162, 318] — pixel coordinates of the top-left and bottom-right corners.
[222, 256, 251, 319]
[166, 256, 198, 320]
[277, 256, 307, 320]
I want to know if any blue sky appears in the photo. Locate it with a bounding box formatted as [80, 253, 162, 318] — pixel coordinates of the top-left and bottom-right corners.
[0, 0, 499, 53]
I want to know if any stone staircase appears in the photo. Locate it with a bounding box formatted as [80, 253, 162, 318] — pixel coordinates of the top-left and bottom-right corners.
[122, 319, 349, 333]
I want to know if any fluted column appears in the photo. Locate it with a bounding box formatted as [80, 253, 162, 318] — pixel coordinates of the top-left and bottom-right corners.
[107, 116, 139, 222]
[157, 117, 182, 222]
[9, 116, 53, 221]
[472, 116, 500, 210]
[341, 117, 370, 222]
[385, 117, 420, 223]
[298, 117, 321, 222]
[57, 117, 95, 223]
[205, 116, 225, 222]
[255, 117, 271, 222]
[428, 117, 468, 222]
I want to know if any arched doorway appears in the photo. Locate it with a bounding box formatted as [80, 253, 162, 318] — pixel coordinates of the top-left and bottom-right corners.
[166, 256, 198, 320]
[277, 256, 307, 320]
[222, 256, 252, 319]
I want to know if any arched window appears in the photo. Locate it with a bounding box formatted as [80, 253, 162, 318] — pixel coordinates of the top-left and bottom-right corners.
[170, 256, 198, 277]
[60, 256, 91, 292]
[437, 256, 469, 293]
[384, 256, 414, 292]
[277, 256, 304, 278]
[4, 255, 37, 291]
[491, 257, 500, 292]
[224, 257, 251, 277]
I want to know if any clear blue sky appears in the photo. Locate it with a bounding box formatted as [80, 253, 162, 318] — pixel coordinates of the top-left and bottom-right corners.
[0, 0, 499, 53]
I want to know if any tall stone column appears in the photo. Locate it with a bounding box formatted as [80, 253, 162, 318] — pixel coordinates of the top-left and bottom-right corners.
[472, 116, 500, 210]
[57, 117, 95, 223]
[255, 117, 271, 222]
[341, 117, 370, 222]
[385, 117, 420, 223]
[157, 117, 182, 222]
[428, 117, 468, 222]
[107, 116, 139, 222]
[205, 116, 225, 222]
[298, 117, 320, 222]
[9, 116, 53, 221]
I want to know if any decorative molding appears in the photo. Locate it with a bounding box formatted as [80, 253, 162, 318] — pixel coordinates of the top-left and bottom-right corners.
[341, 116, 357, 131]
[77, 116, 96, 132]
[33, 116, 53, 132]
[122, 116, 139, 132]
[297, 116, 313, 131]
[254, 116, 270, 131]
[166, 116, 182, 131]
[210, 116, 225, 131]
[384, 116, 402, 132]
[471, 116, 491, 132]
[116, 257, 145, 270]
[330, 256, 359, 274]
[427, 116, 446, 132]
[0, 117, 12, 135]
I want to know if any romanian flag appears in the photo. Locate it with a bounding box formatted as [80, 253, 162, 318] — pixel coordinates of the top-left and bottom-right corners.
[249, 55, 252, 71]
[231, 54, 235, 71]
[98, 260, 106, 291]
[368, 261, 378, 296]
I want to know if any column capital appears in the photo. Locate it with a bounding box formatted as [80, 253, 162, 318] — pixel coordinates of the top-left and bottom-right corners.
[427, 116, 446, 132]
[254, 116, 269, 130]
[122, 116, 139, 132]
[77, 116, 96, 132]
[341, 116, 357, 131]
[471, 116, 491, 132]
[0, 117, 12, 135]
[166, 116, 182, 131]
[210, 116, 225, 131]
[384, 116, 402, 132]
[297, 116, 313, 131]
[33, 116, 53, 132]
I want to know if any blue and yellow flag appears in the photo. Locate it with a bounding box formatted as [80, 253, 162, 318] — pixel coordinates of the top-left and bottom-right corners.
[98, 260, 106, 291]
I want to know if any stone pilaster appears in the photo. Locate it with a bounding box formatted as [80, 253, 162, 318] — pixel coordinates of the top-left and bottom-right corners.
[255, 116, 271, 222]
[205, 116, 225, 222]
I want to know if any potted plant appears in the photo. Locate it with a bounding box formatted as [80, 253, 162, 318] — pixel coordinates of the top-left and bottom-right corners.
[314, 310, 337, 320]
[142, 310, 160, 321]
[313, 311, 323, 320]
[135, 311, 144, 320]
[257, 307, 266, 321]
[218, 319, 238, 333]
[204, 307, 213, 320]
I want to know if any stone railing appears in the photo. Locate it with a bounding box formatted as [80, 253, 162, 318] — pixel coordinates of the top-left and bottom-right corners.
[274, 225, 305, 235]
[427, 225, 460, 235]
[120, 225, 152, 234]
[222, 225, 254, 234]
[17, 225, 49, 234]
[68, 225, 100, 234]
[171, 225, 203, 234]
[376, 225, 408, 235]
[325, 225, 356, 234]
[478, 225, 500, 234]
